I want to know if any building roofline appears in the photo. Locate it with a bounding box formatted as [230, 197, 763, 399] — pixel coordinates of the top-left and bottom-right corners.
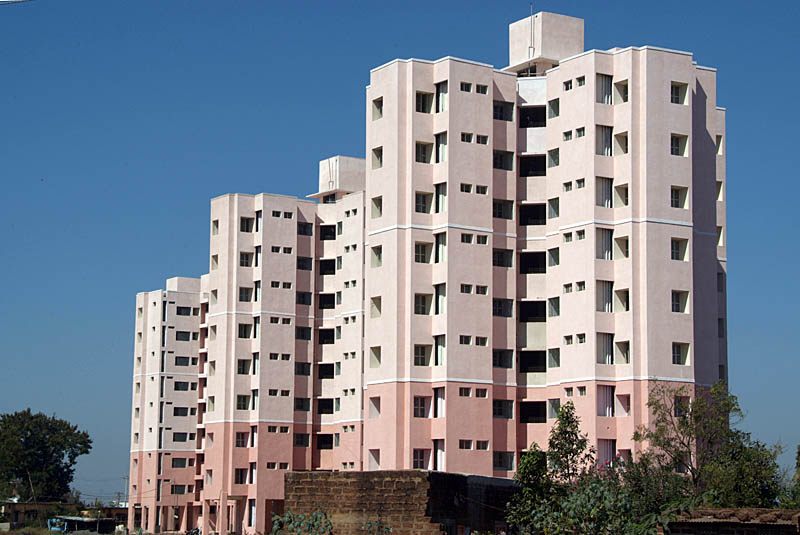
[548, 44, 698, 72]
[370, 56, 515, 77]
[209, 192, 316, 205]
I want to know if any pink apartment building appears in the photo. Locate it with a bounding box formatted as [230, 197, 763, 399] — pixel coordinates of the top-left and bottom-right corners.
[128, 11, 727, 534]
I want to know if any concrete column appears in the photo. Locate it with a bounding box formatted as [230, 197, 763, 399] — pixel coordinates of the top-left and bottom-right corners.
[219, 494, 228, 535]
[127, 504, 136, 532]
[180, 505, 189, 532]
[230, 500, 238, 535]
[201, 501, 210, 535]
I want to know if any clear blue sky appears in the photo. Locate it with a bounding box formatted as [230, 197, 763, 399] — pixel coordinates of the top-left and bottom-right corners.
[1, 0, 798, 501]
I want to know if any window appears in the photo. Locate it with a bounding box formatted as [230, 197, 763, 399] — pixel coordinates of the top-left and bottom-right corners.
[547, 98, 559, 118]
[670, 186, 688, 209]
[493, 400, 513, 419]
[236, 395, 250, 410]
[596, 229, 613, 260]
[519, 204, 545, 225]
[461, 284, 473, 294]
[414, 242, 432, 263]
[671, 134, 688, 157]
[476, 235, 487, 245]
[716, 181, 724, 202]
[369, 396, 381, 418]
[596, 177, 613, 208]
[460, 81, 472, 92]
[239, 252, 253, 267]
[372, 97, 383, 120]
[297, 256, 312, 270]
[493, 150, 513, 171]
[547, 248, 560, 267]
[415, 142, 432, 163]
[547, 297, 560, 317]
[237, 359, 251, 375]
[716, 135, 724, 155]
[596, 74, 612, 104]
[616, 341, 630, 364]
[672, 290, 689, 313]
[435, 132, 448, 163]
[413, 449, 428, 469]
[596, 280, 613, 313]
[563, 233, 572, 243]
[492, 199, 513, 220]
[672, 342, 689, 365]
[476, 135, 488, 145]
[294, 398, 311, 412]
[576, 126, 585, 137]
[460, 183, 473, 193]
[175, 356, 190, 366]
[492, 248, 513, 267]
[577, 333, 586, 344]
[238, 287, 253, 303]
[434, 182, 447, 212]
[459, 387, 472, 397]
[493, 101, 514, 121]
[433, 335, 446, 366]
[434, 232, 447, 263]
[563, 80, 572, 91]
[476, 285, 488, 294]
[459, 335, 472, 345]
[548, 348, 561, 368]
[476, 84, 488, 94]
[492, 299, 512, 318]
[434, 283, 446, 315]
[415, 192, 432, 213]
[295, 362, 311, 376]
[296, 291, 312, 306]
[615, 131, 629, 155]
[547, 198, 559, 218]
[597, 333, 615, 365]
[492, 349, 513, 369]
[211, 219, 219, 235]
[295, 326, 311, 340]
[670, 82, 688, 105]
[596, 125, 612, 156]
[459, 440, 473, 450]
[371, 146, 383, 170]
[597, 385, 616, 417]
[547, 148, 559, 168]
[294, 433, 310, 447]
[414, 345, 431, 366]
[519, 106, 545, 128]
[413, 396, 429, 418]
[240, 217, 254, 233]
[235, 432, 248, 448]
[435, 81, 448, 112]
[548, 398, 561, 419]
[461, 132, 473, 143]
[370, 296, 382, 318]
[563, 130, 572, 141]
[671, 238, 688, 261]
[370, 246, 382, 267]
[414, 294, 431, 315]
[369, 346, 382, 368]
[416, 91, 433, 113]
[614, 79, 629, 104]
[717, 226, 724, 247]
[577, 76, 585, 86]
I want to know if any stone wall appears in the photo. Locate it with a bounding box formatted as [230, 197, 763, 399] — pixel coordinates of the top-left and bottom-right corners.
[283, 470, 515, 535]
[664, 508, 800, 535]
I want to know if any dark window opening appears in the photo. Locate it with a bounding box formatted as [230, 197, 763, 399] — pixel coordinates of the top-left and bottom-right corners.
[318, 293, 335, 309]
[316, 434, 334, 449]
[319, 225, 336, 240]
[519, 106, 546, 128]
[317, 399, 334, 414]
[319, 259, 336, 275]
[520, 155, 546, 177]
[318, 363, 335, 379]
[520, 401, 547, 423]
[520, 252, 546, 274]
[318, 329, 335, 345]
[519, 204, 546, 225]
[519, 351, 546, 373]
[519, 301, 546, 323]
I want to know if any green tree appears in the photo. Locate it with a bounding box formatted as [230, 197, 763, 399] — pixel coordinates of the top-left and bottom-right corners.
[0, 409, 92, 501]
[507, 402, 595, 532]
[633, 381, 740, 492]
[633, 381, 785, 508]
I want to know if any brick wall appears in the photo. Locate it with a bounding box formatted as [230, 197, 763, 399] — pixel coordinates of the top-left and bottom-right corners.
[283, 470, 515, 535]
[663, 508, 800, 535]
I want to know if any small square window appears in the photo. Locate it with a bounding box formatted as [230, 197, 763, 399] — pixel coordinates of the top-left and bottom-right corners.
[461, 132, 473, 143]
[460, 81, 472, 92]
